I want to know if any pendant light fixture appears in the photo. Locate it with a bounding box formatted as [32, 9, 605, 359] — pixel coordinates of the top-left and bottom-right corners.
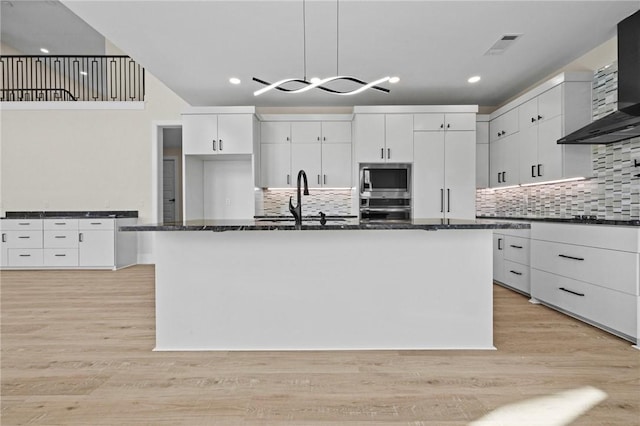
[253, 0, 394, 96]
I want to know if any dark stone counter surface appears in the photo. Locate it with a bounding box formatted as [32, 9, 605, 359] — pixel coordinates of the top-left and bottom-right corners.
[2, 211, 138, 219]
[122, 215, 531, 232]
[476, 215, 640, 227]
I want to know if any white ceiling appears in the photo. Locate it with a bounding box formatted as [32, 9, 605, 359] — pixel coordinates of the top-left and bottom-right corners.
[4, 1, 640, 109]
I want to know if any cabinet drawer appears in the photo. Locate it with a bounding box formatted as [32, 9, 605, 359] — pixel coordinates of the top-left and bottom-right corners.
[44, 219, 79, 230]
[44, 231, 79, 248]
[8, 249, 43, 267]
[78, 219, 114, 230]
[531, 223, 639, 252]
[44, 249, 79, 267]
[1, 219, 42, 231]
[532, 240, 639, 295]
[504, 236, 530, 265]
[3, 231, 43, 248]
[503, 260, 530, 294]
[532, 269, 636, 338]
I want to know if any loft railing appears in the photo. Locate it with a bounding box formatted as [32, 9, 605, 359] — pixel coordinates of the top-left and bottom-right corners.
[0, 55, 145, 102]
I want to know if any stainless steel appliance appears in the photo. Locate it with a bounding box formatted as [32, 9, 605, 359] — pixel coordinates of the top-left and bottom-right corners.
[359, 163, 411, 222]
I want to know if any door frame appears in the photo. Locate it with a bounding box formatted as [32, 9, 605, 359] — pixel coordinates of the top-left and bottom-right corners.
[151, 120, 182, 223]
[162, 156, 180, 223]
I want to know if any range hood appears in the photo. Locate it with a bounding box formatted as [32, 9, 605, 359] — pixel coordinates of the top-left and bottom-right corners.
[558, 9, 640, 145]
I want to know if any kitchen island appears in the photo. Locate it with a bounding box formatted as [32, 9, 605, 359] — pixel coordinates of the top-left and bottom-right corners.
[122, 218, 529, 351]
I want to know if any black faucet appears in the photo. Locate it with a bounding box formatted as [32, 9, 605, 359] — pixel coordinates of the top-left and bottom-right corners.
[289, 169, 309, 225]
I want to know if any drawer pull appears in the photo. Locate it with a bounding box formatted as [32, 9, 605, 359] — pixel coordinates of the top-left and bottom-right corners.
[19, 254, 31, 257]
[18, 223, 30, 225]
[55, 222, 66, 225]
[510, 244, 523, 249]
[18, 236, 30, 239]
[559, 287, 585, 297]
[54, 236, 66, 239]
[90, 222, 102, 225]
[558, 254, 584, 261]
[54, 254, 66, 257]
[509, 270, 523, 276]
[1, 233, 5, 242]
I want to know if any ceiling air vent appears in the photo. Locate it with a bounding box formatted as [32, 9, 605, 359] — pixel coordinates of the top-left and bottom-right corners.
[484, 34, 523, 55]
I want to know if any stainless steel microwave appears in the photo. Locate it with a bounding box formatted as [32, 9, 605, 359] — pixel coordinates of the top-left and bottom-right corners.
[359, 163, 411, 199]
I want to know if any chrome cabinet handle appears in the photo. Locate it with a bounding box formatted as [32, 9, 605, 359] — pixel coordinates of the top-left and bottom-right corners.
[559, 287, 584, 297]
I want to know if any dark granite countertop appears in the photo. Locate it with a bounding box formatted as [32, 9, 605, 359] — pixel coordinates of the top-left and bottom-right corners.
[476, 215, 640, 227]
[2, 211, 138, 219]
[121, 216, 531, 232]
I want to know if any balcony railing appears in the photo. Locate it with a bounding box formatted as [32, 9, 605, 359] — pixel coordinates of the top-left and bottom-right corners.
[0, 55, 145, 102]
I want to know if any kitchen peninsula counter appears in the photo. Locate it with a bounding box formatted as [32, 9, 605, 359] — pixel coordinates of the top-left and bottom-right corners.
[128, 218, 528, 351]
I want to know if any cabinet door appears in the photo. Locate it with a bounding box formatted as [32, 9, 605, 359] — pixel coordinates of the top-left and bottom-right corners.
[501, 108, 519, 137]
[385, 114, 413, 162]
[518, 97, 539, 131]
[291, 122, 321, 143]
[444, 131, 476, 219]
[536, 115, 563, 181]
[414, 114, 445, 131]
[182, 114, 218, 155]
[489, 115, 503, 143]
[291, 144, 322, 188]
[476, 121, 489, 189]
[445, 113, 476, 131]
[413, 132, 445, 218]
[321, 143, 352, 187]
[518, 124, 538, 184]
[321, 121, 351, 143]
[489, 139, 502, 187]
[79, 230, 114, 267]
[260, 144, 291, 188]
[217, 114, 253, 154]
[354, 114, 385, 163]
[261, 122, 291, 143]
[538, 85, 562, 122]
[501, 133, 520, 186]
[493, 234, 505, 283]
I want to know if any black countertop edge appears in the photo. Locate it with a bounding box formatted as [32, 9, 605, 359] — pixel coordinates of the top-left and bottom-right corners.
[121, 221, 531, 232]
[3, 211, 138, 219]
[476, 215, 640, 227]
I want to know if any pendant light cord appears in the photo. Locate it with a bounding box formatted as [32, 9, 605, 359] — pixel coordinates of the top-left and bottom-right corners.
[303, 0, 307, 81]
[336, 0, 339, 76]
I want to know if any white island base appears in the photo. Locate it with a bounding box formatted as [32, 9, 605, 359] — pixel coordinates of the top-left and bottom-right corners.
[154, 229, 494, 351]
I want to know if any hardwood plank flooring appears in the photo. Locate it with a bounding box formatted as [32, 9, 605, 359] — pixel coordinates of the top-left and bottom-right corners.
[1, 265, 638, 425]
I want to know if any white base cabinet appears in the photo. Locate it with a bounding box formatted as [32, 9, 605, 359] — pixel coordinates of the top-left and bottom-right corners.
[530, 223, 639, 344]
[493, 225, 531, 295]
[1, 217, 137, 270]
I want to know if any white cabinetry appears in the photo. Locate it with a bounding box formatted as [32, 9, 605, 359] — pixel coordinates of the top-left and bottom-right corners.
[413, 117, 476, 219]
[531, 223, 639, 343]
[354, 114, 413, 163]
[476, 115, 489, 189]
[493, 226, 531, 295]
[488, 73, 593, 188]
[182, 113, 253, 155]
[1, 217, 137, 270]
[260, 119, 352, 188]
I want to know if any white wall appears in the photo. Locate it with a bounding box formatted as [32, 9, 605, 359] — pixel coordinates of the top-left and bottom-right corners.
[0, 41, 188, 223]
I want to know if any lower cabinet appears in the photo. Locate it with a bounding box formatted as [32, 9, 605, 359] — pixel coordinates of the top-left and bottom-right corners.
[1, 217, 137, 270]
[530, 223, 639, 344]
[493, 225, 531, 295]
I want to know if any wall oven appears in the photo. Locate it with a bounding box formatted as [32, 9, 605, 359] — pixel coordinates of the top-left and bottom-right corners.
[359, 163, 411, 222]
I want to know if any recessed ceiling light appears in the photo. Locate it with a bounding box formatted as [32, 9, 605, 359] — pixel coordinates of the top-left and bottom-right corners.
[310, 77, 321, 84]
[229, 77, 241, 85]
[468, 76, 481, 83]
[389, 76, 400, 84]
[40, 48, 49, 54]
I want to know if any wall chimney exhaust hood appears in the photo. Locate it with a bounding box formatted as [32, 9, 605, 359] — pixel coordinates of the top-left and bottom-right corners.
[558, 9, 640, 145]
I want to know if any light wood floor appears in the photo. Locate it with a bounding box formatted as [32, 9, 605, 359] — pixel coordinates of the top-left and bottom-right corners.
[1, 265, 638, 425]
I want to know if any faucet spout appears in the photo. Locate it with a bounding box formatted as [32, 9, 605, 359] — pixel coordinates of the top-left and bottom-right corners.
[289, 169, 309, 225]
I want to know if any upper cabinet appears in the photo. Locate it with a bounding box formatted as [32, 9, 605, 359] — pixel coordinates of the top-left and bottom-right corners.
[259, 118, 352, 188]
[488, 72, 593, 188]
[183, 110, 255, 155]
[354, 113, 413, 163]
[414, 113, 476, 132]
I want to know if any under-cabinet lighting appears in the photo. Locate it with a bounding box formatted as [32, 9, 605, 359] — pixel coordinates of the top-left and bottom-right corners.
[265, 187, 352, 191]
[519, 177, 587, 187]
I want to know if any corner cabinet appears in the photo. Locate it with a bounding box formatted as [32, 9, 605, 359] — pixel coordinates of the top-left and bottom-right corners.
[413, 112, 476, 219]
[489, 72, 593, 188]
[1, 217, 137, 270]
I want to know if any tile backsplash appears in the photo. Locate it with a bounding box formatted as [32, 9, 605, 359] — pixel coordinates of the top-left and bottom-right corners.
[256, 189, 354, 216]
[476, 61, 640, 220]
